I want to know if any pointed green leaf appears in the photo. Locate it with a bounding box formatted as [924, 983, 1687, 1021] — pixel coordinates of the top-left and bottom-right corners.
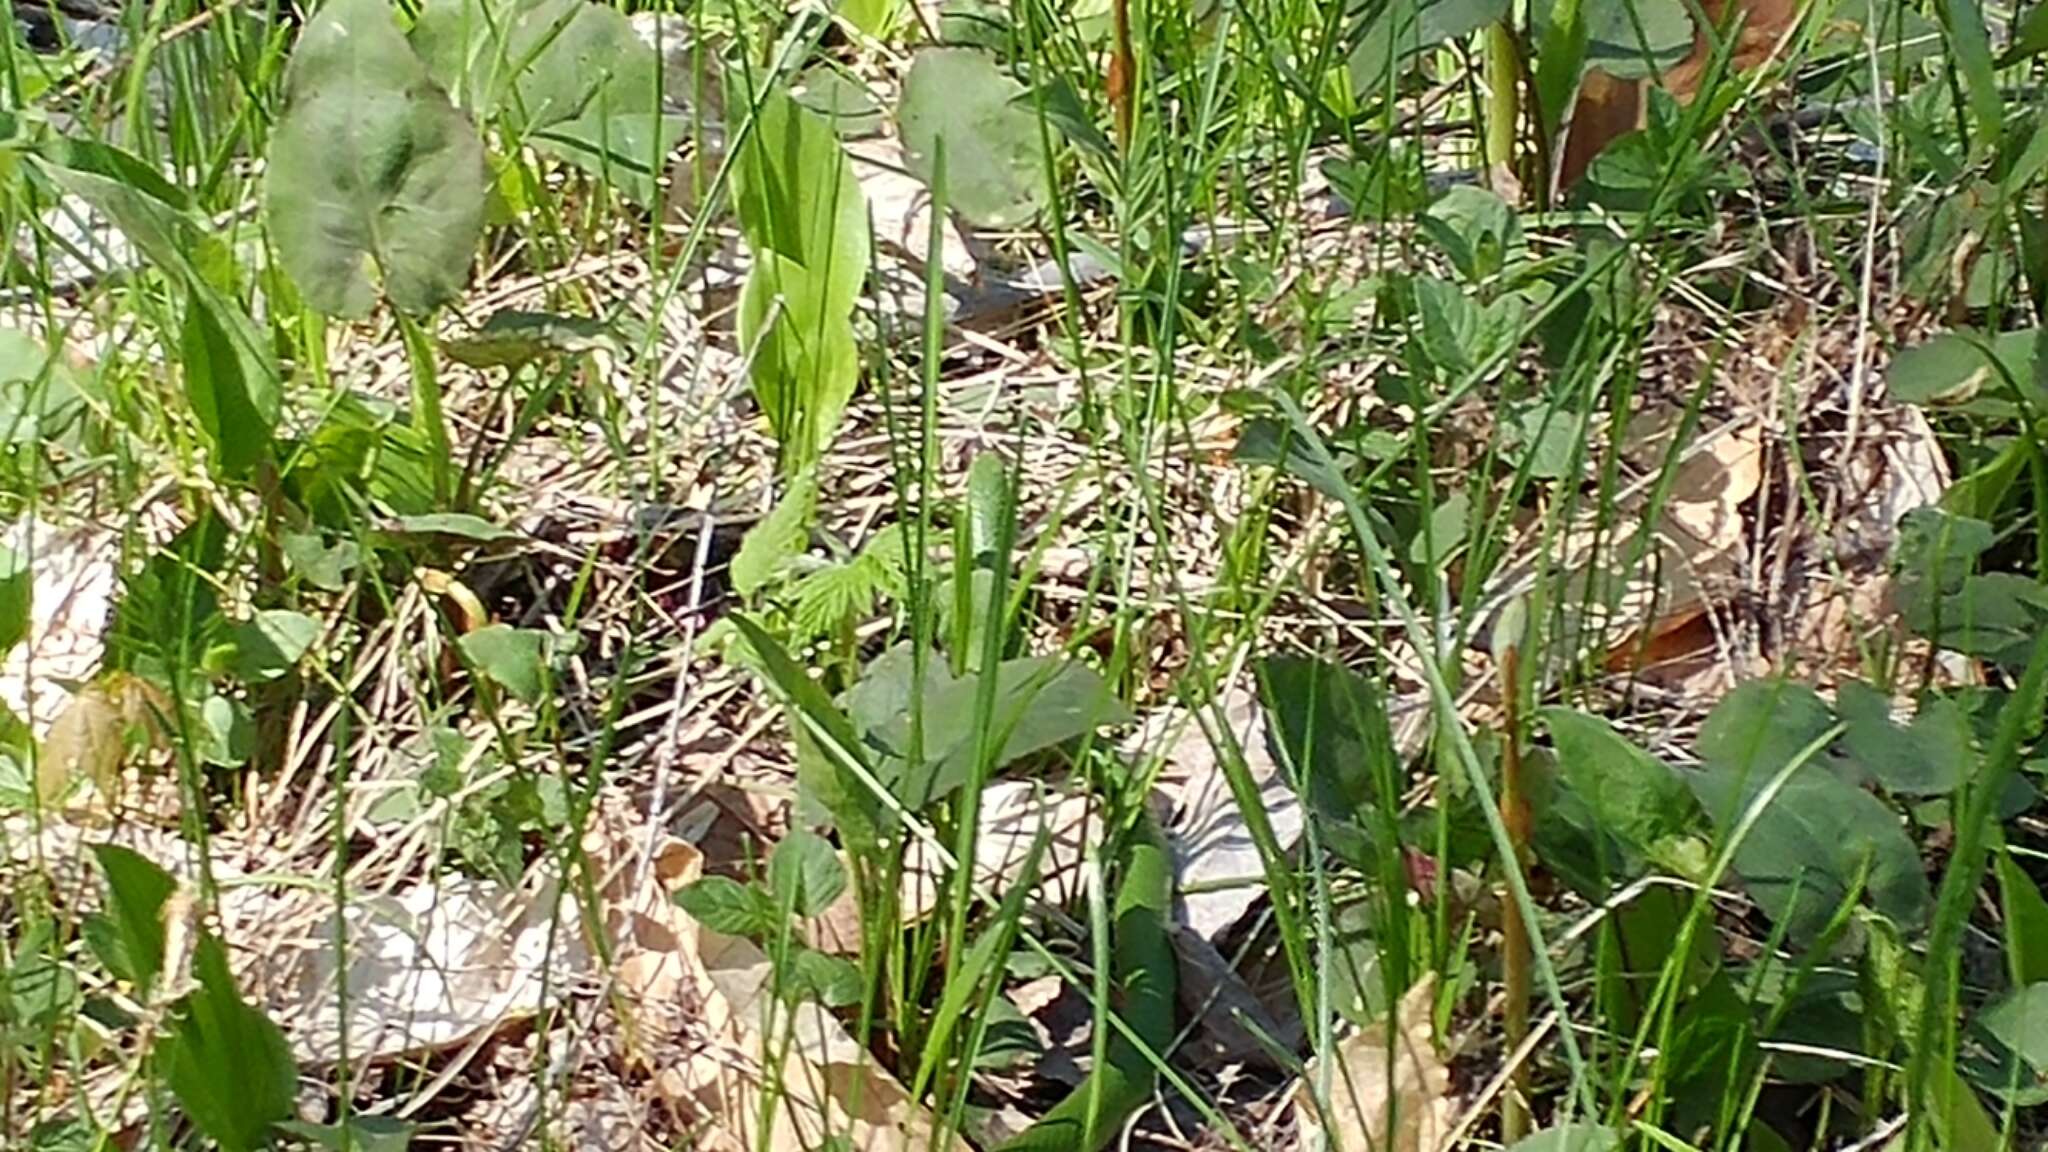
[85, 844, 177, 995]
[1998, 850, 2048, 986]
[770, 828, 846, 917]
[160, 934, 298, 1152]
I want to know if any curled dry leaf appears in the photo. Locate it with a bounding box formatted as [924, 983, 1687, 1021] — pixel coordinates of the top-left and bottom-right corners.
[1295, 974, 1451, 1152]
[667, 929, 972, 1152]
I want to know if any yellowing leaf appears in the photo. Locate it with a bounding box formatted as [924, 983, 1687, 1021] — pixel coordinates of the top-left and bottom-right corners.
[1296, 975, 1451, 1152]
[39, 682, 124, 803]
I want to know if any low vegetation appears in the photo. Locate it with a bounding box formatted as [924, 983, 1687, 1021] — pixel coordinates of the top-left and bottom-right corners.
[3, 0, 2047, 1149]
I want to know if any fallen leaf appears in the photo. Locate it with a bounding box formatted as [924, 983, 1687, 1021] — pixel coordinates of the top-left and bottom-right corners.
[847, 137, 977, 283]
[898, 778, 1099, 922]
[1295, 974, 1451, 1152]
[288, 871, 587, 1063]
[669, 928, 972, 1152]
[1, 517, 118, 735]
[38, 682, 124, 804]
[1146, 681, 1305, 940]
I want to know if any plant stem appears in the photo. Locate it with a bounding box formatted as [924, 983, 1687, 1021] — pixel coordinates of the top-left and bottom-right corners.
[1109, 0, 1136, 148]
[1483, 19, 1522, 192]
[1498, 639, 1533, 1142]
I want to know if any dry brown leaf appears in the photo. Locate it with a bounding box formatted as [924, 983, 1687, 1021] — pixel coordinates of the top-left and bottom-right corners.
[1295, 975, 1451, 1152]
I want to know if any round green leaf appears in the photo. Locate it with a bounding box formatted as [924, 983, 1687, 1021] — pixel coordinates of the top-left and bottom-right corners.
[266, 0, 488, 317]
[898, 47, 1050, 229]
[457, 624, 551, 704]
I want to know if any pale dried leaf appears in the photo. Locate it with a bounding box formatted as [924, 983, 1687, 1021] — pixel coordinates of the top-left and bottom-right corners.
[897, 779, 1098, 922]
[848, 138, 977, 282]
[1295, 975, 1451, 1152]
[38, 682, 123, 804]
[669, 928, 971, 1152]
[1, 517, 118, 735]
[289, 872, 587, 1062]
[1149, 682, 1304, 940]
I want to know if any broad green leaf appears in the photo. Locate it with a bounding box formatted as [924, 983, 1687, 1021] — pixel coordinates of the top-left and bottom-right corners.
[899, 47, 1050, 228]
[738, 251, 860, 467]
[413, 0, 661, 131]
[1407, 488, 1470, 566]
[1540, 707, 1700, 867]
[1690, 682, 1930, 941]
[793, 67, 884, 138]
[179, 295, 277, 478]
[267, 0, 487, 317]
[7, 920, 79, 1031]
[1967, 982, 2048, 1102]
[837, 0, 901, 36]
[282, 533, 361, 592]
[860, 652, 1134, 807]
[1886, 328, 2037, 406]
[789, 947, 863, 1005]
[675, 875, 777, 936]
[730, 87, 868, 315]
[1506, 1125, 1624, 1152]
[1997, 850, 2048, 986]
[1695, 678, 1835, 792]
[532, 111, 688, 207]
[0, 543, 26, 654]
[161, 934, 297, 1152]
[1908, 572, 2048, 666]
[790, 560, 887, 637]
[443, 308, 618, 369]
[1419, 184, 1520, 283]
[278, 1116, 417, 1152]
[85, 844, 177, 995]
[1411, 275, 1521, 378]
[1256, 655, 1405, 894]
[1832, 681, 1968, 796]
[457, 624, 550, 703]
[1349, 0, 1513, 94]
[732, 473, 817, 598]
[770, 828, 846, 917]
[230, 610, 321, 683]
[0, 327, 87, 448]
